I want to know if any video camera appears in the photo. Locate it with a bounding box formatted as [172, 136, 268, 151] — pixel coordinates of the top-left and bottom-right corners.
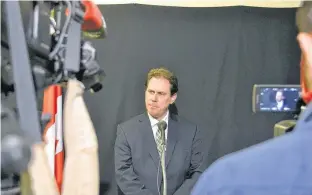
[252, 84, 307, 136]
[1, 1, 106, 194]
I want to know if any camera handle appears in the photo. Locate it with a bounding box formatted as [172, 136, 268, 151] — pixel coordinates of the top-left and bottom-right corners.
[4, 1, 42, 142]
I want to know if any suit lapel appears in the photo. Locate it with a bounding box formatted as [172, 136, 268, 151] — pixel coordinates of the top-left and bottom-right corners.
[138, 112, 179, 169]
[165, 114, 178, 168]
[139, 113, 160, 168]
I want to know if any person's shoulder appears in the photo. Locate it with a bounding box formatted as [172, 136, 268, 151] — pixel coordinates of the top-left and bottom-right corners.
[118, 113, 146, 129]
[173, 114, 196, 127]
[196, 132, 311, 192]
[172, 114, 200, 137]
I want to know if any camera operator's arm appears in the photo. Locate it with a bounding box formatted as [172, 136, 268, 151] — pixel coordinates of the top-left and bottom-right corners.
[61, 80, 99, 195]
[28, 143, 59, 195]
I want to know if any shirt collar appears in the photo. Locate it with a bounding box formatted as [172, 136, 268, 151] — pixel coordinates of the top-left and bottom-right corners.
[148, 110, 169, 127]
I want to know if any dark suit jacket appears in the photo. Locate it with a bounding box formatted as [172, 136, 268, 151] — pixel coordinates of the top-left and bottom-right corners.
[270, 101, 290, 111]
[114, 112, 204, 195]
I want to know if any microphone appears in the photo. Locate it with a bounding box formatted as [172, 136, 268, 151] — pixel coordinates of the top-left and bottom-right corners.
[1, 105, 32, 176]
[157, 121, 167, 146]
[157, 121, 167, 195]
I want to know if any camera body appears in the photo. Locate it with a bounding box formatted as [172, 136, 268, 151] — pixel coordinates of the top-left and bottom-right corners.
[1, 1, 105, 96]
[1, 1, 106, 193]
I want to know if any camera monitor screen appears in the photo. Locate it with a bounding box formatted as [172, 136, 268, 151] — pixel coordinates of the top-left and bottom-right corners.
[252, 85, 301, 112]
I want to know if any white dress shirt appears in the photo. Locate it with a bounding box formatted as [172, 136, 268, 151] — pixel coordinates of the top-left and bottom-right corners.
[148, 110, 169, 143]
[277, 101, 284, 110]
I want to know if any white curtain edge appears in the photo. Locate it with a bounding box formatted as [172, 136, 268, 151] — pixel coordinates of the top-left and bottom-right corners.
[93, 1, 302, 8]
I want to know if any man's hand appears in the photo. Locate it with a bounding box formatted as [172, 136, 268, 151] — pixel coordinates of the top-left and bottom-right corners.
[298, 33, 312, 92]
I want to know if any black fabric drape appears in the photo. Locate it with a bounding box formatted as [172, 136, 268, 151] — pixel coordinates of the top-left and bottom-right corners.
[83, 5, 301, 194]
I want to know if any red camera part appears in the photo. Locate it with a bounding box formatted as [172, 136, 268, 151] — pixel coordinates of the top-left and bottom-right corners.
[65, 0, 106, 33]
[81, 0, 104, 31]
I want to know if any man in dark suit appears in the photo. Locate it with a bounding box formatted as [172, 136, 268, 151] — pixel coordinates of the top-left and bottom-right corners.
[114, 67, 204, 195]
[270, 90, 290, 111]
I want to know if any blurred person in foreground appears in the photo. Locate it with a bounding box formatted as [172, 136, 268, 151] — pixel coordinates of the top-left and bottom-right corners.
[191, 2, 312, 195]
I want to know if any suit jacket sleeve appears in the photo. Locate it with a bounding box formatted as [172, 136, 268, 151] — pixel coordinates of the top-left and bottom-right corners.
[174, 125, 204, 195]
[114, 124, 153, 195]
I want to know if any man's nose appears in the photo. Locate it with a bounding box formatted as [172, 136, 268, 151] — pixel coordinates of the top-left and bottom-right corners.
[151, 94, 158, 102]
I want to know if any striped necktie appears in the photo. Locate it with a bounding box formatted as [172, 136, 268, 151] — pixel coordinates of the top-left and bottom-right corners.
[155, 122, 165, 156]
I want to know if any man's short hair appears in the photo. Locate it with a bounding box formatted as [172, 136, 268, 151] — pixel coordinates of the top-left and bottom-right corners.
[296, 1, 312, 33]
[145, 67, 179, 95]
[276, 89, 284, 95]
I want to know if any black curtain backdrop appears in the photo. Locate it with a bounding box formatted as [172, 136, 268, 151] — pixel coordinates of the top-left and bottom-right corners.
[83, 5, 301, 194]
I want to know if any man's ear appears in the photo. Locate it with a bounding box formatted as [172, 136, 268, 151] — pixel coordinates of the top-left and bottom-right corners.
[170, 93, 177, 104]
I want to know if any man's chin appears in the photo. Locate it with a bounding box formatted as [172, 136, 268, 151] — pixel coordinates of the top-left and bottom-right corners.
[147, 110, 160, 118]
[147, 110, 157, 117]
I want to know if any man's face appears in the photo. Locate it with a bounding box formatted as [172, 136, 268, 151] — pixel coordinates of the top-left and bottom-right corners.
[275, 91, 284, 102]
[145, 77, 177, 120]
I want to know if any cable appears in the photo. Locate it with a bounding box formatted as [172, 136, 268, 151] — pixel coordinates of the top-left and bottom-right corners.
[161, 144, 167, 195]
[157, 147, 167, 195]
[156, 159, 161, 195]
[49, 16, 57, 31]
[48, 0, 71, 60]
